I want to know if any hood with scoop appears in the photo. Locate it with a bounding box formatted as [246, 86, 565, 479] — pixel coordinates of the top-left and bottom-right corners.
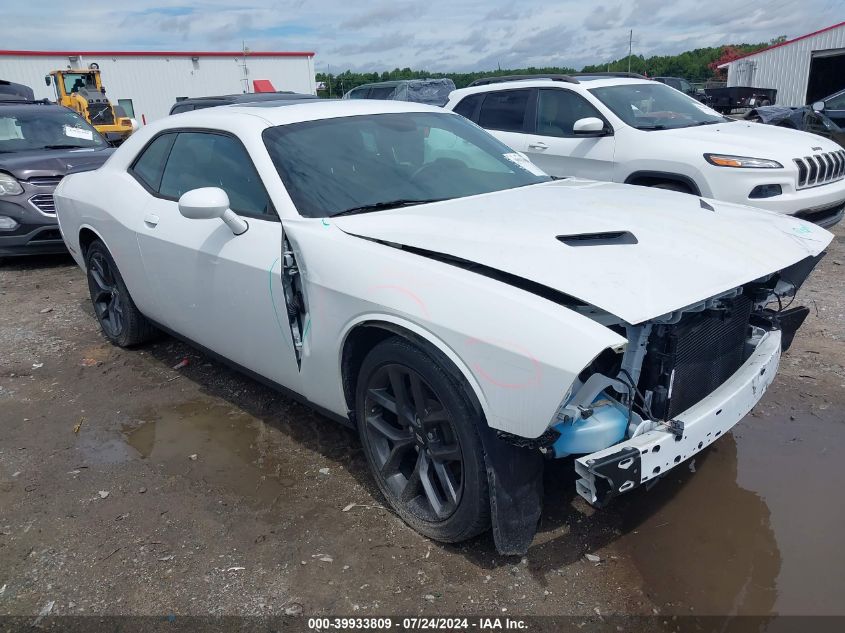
[334, 179, 832, 325]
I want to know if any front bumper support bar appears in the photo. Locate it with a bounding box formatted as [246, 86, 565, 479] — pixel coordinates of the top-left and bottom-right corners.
[575, 329, 782, 506]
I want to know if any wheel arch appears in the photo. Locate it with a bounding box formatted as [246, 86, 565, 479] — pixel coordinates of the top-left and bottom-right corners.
[77, 224, 110, 260]
[339, 317, 490, 428]
[624, 170, 702, 195]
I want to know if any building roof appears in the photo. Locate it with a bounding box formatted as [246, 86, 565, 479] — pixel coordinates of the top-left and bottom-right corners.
[718, 21, 845, 67]
[0, 50, 314, 58]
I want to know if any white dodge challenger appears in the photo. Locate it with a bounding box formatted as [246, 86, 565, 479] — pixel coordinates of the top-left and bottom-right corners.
[54, 100, 832, 554]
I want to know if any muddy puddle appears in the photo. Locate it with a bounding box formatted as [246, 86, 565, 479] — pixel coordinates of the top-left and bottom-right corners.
[115, 392, 845, 618]
[611, 398, 845, 617]
[123, 401, 303, 506]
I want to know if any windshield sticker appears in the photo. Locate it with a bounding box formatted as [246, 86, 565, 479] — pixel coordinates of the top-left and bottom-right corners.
[503, 152, 547, 177]
[64, 125, 93, 141]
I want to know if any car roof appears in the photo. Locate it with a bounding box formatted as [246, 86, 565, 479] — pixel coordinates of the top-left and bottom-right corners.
[174, 92, 317, 106]
[164, 98, 447, 128]
[450, 76, 654, 99]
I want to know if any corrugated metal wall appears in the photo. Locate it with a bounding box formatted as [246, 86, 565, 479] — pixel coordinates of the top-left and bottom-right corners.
[725, 25, 845, 106]
[0, 53, 316, 121]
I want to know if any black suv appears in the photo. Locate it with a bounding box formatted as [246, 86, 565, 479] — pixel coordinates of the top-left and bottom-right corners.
[169, 91, 318, 115]
[0, 101, 113, 257]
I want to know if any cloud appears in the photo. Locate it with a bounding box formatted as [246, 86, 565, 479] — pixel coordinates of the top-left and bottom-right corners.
[340, 3, 425, 30]
[584, 5, 622, 31]
[333, 33, 414, 55]
[0, 0, 841, 72]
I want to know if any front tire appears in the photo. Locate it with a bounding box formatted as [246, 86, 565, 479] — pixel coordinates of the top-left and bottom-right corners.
[85, 240, 157, 347]
[355, 337, 490, 543]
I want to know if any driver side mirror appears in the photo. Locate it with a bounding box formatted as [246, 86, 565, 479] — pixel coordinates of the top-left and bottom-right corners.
[812, 101, 825, 113]
[573, 117, 610, 136]
[178, 187, 248, 235]
[44, 76, 51, 86]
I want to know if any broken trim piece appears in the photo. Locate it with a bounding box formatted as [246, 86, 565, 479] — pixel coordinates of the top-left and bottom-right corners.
[577, 447, 642, 506]
[282, 235, 308, 368]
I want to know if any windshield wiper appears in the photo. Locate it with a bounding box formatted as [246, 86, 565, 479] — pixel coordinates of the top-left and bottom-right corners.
[41, 144, 91, 150]
[330, 198, 448, 217]
[633, 124, 667, 130]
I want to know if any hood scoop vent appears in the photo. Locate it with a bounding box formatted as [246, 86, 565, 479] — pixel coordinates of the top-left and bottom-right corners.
[557, 231, 638, 246]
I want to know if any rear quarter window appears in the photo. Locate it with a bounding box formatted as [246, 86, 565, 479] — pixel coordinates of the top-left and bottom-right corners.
[477, 89, 531, 132]
[452, 93, 484, 121]
[129, 133, 176, 192]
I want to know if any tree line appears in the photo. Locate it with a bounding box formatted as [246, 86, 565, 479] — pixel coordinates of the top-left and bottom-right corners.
[315, 38, 785, 97]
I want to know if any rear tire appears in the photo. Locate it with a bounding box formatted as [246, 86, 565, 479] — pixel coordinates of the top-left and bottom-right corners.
[355, 336, 490, 543]
[85, 240, 157, 347]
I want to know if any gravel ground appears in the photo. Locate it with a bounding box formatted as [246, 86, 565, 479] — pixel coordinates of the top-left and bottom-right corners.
[1, 222, 843, 624]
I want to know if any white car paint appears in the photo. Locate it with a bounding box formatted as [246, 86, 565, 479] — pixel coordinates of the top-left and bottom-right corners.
[53, 99, 832, 510]
[446, 77, 845, 224]
[334, 178, 830, 326]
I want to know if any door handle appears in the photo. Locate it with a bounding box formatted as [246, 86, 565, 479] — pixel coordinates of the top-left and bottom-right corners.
[143, 213, 159, 228]
[528, 141, 548, 150]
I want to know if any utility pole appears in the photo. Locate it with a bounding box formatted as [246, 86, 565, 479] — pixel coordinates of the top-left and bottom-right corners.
[628, 30, 633, 74]
[241, 41, 251, 93]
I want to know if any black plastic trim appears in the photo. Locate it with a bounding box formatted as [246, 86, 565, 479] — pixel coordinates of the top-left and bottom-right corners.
[624, 170, 702, 196]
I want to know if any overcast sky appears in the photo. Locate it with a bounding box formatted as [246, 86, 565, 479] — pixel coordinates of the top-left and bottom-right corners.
[4, 0, 843, 72]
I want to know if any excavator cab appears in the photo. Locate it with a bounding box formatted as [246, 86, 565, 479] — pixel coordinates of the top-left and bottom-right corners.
[46, 65, 135, 146]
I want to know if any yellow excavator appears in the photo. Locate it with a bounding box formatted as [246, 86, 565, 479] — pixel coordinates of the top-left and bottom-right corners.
[45, 64, 135, 146]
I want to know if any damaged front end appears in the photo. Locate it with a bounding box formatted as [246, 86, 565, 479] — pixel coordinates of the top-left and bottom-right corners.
[544, 253, 823, 507]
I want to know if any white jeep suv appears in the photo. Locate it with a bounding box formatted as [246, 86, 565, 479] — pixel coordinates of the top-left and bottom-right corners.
[446, 74, 845, 227]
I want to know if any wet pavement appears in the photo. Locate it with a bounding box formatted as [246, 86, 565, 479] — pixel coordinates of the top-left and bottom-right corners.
[610, 394, 845, 616]
[2, 223, 845, 621]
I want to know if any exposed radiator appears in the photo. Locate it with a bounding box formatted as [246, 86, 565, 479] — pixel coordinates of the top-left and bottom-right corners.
[638, 295, 753, 420]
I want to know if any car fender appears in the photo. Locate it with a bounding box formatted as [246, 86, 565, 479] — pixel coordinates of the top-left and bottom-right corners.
[54, 170, 156, 314]
[284, 219, 627, 439]
[337, 311, 494, 423]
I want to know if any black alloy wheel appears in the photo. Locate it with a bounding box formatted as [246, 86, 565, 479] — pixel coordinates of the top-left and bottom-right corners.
[364, 362, 464, 521]
[85, 240, 157, 347]
[88, 249, 125, 339]
[355, 337, 489, 543]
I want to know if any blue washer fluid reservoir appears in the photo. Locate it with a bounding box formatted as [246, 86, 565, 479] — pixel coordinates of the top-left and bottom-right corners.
[551, 393, 629, 458]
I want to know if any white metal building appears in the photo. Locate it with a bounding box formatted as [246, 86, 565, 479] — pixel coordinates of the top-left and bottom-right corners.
[719, 21, 845, 107]
[0, 50, 316, 122]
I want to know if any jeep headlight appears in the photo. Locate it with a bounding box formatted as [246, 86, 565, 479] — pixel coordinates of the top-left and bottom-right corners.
[0, 172, 23, 195]
[704, 154, 783, 169]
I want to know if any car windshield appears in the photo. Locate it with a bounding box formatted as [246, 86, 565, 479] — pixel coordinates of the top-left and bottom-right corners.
[0, 107, 106, 153]
[262, 111, 551, 218]
[589, 83, 730, 130]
